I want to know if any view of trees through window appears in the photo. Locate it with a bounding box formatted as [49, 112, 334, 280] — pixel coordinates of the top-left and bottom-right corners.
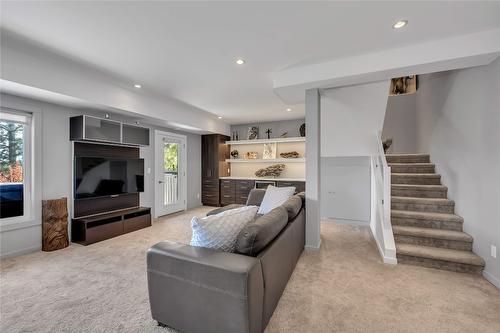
[0, 120, 24, 183]
[164, 143, 178, 172]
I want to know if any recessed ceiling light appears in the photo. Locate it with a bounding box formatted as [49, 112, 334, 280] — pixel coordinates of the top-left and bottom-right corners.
[286, 108, 292, 112]
[134, 84, 142, 88]
[393, 20, 407, 29]
[235, 58, 245, 65]
[218, 116, 223, 119]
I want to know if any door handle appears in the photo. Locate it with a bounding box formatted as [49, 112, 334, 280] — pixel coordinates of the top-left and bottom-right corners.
[158, 181, 164, 184]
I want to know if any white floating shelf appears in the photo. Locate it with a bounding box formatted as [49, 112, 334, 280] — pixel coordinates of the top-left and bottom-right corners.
[226, 137, 305, 145]
[226, 158, 305, 163]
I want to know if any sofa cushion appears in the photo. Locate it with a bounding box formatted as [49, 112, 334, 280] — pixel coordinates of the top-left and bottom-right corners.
[206, 204, 245, 216]
[246, 188, 266, 206]
[257, 186, 295, 215]
[235, 206, 288, 256]
[282, 195, 302, 221]
[190, 205, 259, 252]
[296, 191, 305, 204]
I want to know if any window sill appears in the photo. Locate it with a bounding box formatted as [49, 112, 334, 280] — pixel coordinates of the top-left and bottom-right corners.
[0, 217, 40, 232]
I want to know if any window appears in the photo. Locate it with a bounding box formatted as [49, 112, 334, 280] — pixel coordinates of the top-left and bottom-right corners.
[0, 109, 32, 220]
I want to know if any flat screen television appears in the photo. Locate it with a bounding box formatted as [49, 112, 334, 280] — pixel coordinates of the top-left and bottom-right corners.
[74, 157, 144, 199]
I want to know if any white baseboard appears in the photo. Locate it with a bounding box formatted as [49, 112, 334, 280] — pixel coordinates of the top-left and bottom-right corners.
[1, 245, 41, 260]
[483, 270, 500, 289]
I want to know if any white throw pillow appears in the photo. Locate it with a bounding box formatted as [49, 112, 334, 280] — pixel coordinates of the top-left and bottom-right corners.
[190, 205, 259, 252]
[257, 185, 296, 215]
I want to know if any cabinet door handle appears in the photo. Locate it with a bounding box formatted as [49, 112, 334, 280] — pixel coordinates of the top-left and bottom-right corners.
[223, 195, 230, 198]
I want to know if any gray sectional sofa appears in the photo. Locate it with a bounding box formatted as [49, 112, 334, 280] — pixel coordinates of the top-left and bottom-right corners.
[147, 189, 305, 333]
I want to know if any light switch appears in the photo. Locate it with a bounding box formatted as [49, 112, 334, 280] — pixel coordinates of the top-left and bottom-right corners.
[147, 167, 151, 174]
[491, 245, 497, 258]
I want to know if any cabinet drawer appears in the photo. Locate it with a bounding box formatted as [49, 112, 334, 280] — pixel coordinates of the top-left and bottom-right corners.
[220, 193, 235, 205]
[86, 220, 123, 245]
[203, 179, 218, 185]
[220, 186, 234, 195]
[235, 194, 249, 205]
[220, 179, 234, 185]
[235, 180, 254, 186]
[123, 214, 151, 233]
[202, 193, 219, 205]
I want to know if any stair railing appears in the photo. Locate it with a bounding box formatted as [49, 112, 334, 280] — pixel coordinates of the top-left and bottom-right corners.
[371, 131, 397, 264]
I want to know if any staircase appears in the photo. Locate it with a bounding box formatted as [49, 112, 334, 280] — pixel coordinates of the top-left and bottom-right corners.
[386, 153, 485, 274]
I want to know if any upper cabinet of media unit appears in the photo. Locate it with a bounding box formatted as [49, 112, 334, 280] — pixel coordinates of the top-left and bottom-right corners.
[70, 115, 150, 146]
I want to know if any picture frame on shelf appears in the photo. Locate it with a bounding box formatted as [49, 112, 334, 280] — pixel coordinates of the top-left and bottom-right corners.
[263, 143, 276, 159]
[247, 126, 259, 140]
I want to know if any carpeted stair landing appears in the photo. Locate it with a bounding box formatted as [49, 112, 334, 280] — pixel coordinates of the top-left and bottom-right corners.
[387, 153, 485, 274]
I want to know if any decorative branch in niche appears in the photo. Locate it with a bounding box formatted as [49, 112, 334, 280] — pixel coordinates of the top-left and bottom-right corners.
[280, 151, 300, 158]
[255, 164, 285, 177]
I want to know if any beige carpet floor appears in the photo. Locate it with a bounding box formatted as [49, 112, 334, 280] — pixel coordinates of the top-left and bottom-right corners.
[1, 206, 499, 333]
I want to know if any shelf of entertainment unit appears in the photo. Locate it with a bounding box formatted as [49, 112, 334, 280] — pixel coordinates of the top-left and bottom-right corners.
[225, 137, 305, 145]
[225, 158, 305, 163]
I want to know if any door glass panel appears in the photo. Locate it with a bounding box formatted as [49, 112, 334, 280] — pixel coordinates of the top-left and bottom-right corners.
[163, 142, 178, 205]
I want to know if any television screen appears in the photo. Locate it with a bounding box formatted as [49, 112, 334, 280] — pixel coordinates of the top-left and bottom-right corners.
[74, 157, 144, 199]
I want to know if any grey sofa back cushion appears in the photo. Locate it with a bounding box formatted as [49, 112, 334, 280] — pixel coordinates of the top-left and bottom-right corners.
[235, 206, 288, 256]
[282, 195, 302, 221]
[246, 188, 266, 206]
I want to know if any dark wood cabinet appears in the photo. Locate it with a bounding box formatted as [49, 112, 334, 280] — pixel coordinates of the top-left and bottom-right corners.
[277, 181, 305, 193]
[70, 115, 150, 146]
[218, 179, 305, 206]
[220, 179, 235, 205]
[201, 134, 230, 206]
[235, 180, 255, 204]
[71, 207, 151, 245]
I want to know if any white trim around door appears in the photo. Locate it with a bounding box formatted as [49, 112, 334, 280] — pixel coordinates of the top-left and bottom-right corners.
[154, 130, 187, 218]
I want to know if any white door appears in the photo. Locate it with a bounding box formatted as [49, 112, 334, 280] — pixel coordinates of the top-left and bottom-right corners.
[155, 131, 187, 217]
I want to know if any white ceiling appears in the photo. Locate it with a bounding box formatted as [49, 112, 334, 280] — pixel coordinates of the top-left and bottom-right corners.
[1, 1, 499, 124]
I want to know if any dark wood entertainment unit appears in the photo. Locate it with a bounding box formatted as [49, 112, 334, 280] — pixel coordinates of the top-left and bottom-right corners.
[70, 116, 152, 245]
[71, 207, 151, 245]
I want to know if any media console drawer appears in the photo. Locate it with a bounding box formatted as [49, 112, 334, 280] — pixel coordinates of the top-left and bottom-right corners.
[124, 214, 151, 233]
[86, 220, 124, 244]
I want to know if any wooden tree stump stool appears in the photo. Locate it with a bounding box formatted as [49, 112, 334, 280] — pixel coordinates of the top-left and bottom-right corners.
[42, 197, 69, 251]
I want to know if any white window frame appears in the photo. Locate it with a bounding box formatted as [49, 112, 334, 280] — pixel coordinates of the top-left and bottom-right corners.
[0, 105, 41, 230]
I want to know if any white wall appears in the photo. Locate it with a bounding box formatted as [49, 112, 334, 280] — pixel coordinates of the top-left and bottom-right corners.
[319, 81, 389, 222]
[413, 58, 500, 287]
[0, 93, 202, 258]
[321, 156, 371, 222]
[321, 81, 390, 156]
[382, 94, 417, 153]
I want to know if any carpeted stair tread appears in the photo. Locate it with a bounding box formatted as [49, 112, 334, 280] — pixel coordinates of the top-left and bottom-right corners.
[392, 173, 441, 177]
[386, 154, 430, 163]
[391, 210, 463, 223]
[392, 184, 447, 191]
[391, 196, 454, 206]
[391, 173, 441, 185]
[393, 225, 472, 242]
[396, 244, 485, 267]
[389, 164, 435, 174]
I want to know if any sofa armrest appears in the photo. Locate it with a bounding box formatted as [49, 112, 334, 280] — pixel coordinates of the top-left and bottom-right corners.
[147, 241, 264, 333]
[206, 204, 244, 216]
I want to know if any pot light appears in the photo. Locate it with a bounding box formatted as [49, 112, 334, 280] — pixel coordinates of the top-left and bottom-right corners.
[134, 84, 142, 88]
[393, 20, 407, 29]
[286, 108, 292, 112]
[218, 116, 223, 119]
[235, 58, 245, 65]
